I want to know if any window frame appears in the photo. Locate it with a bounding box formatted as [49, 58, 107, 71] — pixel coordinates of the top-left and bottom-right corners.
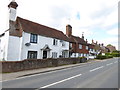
[86, 46, 88, 50]
[27, 51, 37, 59]
[53, 39, 58, 46]
[30, 33, 38, 43]
[62, 41, 65, 47]
[79, 44, 82, 49]
[52, 52, 57, 58]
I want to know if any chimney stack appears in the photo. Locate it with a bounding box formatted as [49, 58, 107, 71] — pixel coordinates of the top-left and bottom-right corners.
[82, 32, 84, 39]
[66, 24, 72, 37]
[86, 39, 88, 43]
[96, 41, 98, 44]
[8, 0, 18, 21]
[92, 39, 94, 44]
[101, 43, 104, 46]
[99, 44, 100, 46]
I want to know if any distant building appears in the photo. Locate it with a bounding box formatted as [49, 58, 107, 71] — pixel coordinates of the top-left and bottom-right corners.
[106, 45, 116, 53]
[91, 40, 101, 55]
[88, 43, 96, 59]
[66, 25, 89, 59]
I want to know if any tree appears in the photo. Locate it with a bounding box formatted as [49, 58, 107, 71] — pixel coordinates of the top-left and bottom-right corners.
[107, 44, 112, 46]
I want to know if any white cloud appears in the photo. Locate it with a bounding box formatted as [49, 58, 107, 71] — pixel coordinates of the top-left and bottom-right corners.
[107, 28, 118, 35]
[102, 8, 118, 28]
[98, 37, 118, 49]
[0, 0, 119, 49]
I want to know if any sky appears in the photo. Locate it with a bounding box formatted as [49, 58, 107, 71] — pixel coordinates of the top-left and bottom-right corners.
[0, 0, 119, 50]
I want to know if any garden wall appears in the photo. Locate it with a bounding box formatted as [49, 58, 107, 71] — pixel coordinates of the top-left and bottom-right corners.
[1, 58, 86, 73]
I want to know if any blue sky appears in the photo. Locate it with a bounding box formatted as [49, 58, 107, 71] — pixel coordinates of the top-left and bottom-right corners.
[0, 0, 119, 49]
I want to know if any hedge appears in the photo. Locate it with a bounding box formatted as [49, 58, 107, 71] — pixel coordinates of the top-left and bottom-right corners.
[96, 55, 113, 60]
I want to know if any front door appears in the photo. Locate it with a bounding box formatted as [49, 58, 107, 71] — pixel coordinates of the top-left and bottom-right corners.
[43, 51, 47, 59]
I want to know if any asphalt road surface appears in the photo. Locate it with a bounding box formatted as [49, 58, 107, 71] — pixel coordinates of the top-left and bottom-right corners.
[2, 58, 118, 89]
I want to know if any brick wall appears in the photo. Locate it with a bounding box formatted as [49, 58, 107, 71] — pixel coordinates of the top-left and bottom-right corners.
[1, 58, 85, 73]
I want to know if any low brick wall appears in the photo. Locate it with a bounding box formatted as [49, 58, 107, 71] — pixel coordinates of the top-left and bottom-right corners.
[1, 58, 84, 73]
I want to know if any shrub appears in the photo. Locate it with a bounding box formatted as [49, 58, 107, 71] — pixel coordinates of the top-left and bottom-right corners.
[105, 53, 112, 56]
[96, 55, 107, 60]
[106, 55, 113, 58]
[78, 57, 87, 63]
[112, 53, 120, 57]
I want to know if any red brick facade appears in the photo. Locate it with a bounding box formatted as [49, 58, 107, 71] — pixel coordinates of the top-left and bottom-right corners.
[66, 24, 89, 56]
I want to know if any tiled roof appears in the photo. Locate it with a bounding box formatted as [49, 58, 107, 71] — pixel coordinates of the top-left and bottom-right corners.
[17, 17, 70, 42]
[71, 35, 88, 45]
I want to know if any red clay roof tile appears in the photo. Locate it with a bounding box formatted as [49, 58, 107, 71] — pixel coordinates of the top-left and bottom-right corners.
[17, 17, 70, 42]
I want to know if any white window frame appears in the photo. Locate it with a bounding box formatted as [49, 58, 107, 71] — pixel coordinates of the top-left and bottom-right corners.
[52, 52, 57, 58]
[79, 44, 82, 49]
[53, 39, 58, 46]
[86, 46, 88, 50]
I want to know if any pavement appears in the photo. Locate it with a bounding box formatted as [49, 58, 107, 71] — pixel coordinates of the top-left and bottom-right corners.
[1, 59, 101, 81]
[2, 58, 118, 88]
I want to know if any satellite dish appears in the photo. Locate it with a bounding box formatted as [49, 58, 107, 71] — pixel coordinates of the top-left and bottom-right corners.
[25, 43, 31, 46]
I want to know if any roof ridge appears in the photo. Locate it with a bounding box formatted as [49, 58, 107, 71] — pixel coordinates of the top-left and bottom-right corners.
[17, 16, 69, 42]
[17, 16, 64, 34]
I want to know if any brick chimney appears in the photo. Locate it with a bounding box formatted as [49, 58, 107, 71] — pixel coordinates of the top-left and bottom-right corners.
[86, 39, 88, 43]
[101, 43, 104, 46]
[8, 0, 18, 21]
[66, 24, 72, 37]
[96, 41, 98, 44]
[82, 32, 84, 40]
[92, 39, 94, 44]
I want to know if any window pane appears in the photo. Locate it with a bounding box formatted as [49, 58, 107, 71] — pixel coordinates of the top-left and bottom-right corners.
[53, 39, 55, 45]
[30, 34, 37, 43]
[27, 51, 37, 59]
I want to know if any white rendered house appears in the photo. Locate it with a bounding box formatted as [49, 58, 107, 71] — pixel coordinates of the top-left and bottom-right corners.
[0, 1, 69, 61]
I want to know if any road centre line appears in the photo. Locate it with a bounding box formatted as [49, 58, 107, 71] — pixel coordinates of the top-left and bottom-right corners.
[114, 61, 117, 63]
[1, 61, 95, 82]
[89, 66, 104, 72]
[106, 63, 113, 66]
[39, 74, 82, 89]
[1, 59, 112, 83]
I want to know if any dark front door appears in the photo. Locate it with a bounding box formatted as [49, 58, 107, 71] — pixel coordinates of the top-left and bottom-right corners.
[43, 51, 47, 59]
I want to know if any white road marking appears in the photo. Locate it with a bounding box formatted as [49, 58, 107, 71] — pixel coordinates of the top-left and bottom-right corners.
[106, 63, 113, 66]
[40, 74, 82, 88]
[1, 59, 112, 82]
[1, 62, 94, 82]
[114, 61, 117, 63]
[89, 66, 104, 72]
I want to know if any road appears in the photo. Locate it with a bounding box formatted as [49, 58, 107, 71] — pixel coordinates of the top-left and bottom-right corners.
[2, 58, 118, 89]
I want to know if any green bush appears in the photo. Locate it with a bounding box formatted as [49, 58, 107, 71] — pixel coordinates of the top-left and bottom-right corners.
[106, 55, 113, 58]
[105, 53, 112, 56]
[78, 57, 87, 63]
[78, 56, 86, 59]
[96, 55, 107, 60]
[112, 53, 120, 57]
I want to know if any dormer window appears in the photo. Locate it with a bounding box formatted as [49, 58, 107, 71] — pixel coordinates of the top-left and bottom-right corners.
[53, 39, 58, 45]
[30, 33, 38, 43]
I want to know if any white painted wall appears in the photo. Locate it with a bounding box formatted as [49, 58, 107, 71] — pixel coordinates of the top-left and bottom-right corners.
[9, 7, 17, 21]
[0, 31, 9, 61]
[1, 31, 69, 61]
[7, 35, 22, 61]
[20, 32, 69, 60]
